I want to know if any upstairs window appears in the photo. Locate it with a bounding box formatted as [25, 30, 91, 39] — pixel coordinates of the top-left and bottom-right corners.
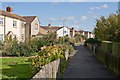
[64, 31, 67, 33]
[0, 17, 4, 26]
[0, 34, 3, 41]
[21, 34, 24, 40]
[35, 23, 38, 30]
[13, 20, 17, 28]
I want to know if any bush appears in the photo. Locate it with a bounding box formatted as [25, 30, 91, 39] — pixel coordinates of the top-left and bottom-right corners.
[41, 33, 57, 46]
[74, 33, 82, 43]
[38, 45, 64, 58]
[0, 41, 3, 50]
[28, 45, 65, 72]
[68, 45, 75, 56]
[29, 38, 43, 51]
[84, 38, 101, 46]
[2, 36, 38, 57]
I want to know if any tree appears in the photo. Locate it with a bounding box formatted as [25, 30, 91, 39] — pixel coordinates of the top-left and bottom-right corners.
[74, 33, 82, 43]
[94, 13, 120, 42]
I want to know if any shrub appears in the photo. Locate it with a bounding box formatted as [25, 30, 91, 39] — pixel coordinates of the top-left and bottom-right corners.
[0, 41, 3, 50]
[38, 45, 64, 58]
[69, 37, 76, 44]
[41, 33, 57, 46]
[28, 45, 65, 72]
[29, 38, 43, 52]
[84, 38, 101, 46]
[2, 36, 38, 56]
[68, 45, 75, 56]
[74, 33, 82, 43]
[3, 36, 19, 56]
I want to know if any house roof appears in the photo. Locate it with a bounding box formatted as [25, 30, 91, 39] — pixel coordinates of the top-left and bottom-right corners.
[0, 10, 26, 21]
[41, 26, 62, 32]
[79, 30, 84, 33]
[23, 16, 37, 24]
[69, 28, 78, 32]
[37, 32, 44, 35]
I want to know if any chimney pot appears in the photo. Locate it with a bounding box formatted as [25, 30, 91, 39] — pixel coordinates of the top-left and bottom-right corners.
[6, 6, 13, 13]
[72, 27, 74, 30]
[48, 23, 51, 27]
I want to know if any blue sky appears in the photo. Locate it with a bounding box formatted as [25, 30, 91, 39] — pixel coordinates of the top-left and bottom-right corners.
[1, 2, 118, 31]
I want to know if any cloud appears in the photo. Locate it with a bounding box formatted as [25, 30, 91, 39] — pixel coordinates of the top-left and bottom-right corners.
[47, 16, 76, 24]
[81, 16, 88, 21]
[90, 7, 94, 10]
[88, 12, 100, 19]
[61, 16, 76, 21]
[95, 7, 101, 10]
[47, 17, 60, 24]
[66, 16, 76, 21]
[101, 4, 108, 9]
[90, 4, 109, 10]
[48, 17, 58, 21]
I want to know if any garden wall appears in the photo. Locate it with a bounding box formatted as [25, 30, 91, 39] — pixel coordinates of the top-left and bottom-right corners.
[32, 59, 60, 79]
[32, 49, 69, 79]
[86, 41, 120, 77]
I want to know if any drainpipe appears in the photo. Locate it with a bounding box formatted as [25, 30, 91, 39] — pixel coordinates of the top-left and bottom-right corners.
[4, 15, 6, 42]
[3, 15, 6, 49]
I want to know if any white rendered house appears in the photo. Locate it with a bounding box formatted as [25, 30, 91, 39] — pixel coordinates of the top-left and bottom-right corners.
[41, 24, 71, 38]
[0, 7, 40, 42]
[56, 27, 70, 37]
[0, 7, 26, 42]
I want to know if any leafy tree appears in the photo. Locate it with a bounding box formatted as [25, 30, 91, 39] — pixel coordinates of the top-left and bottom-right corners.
[74, 33, 82, 43]
[94, 13, 120, 42]
[42, 33, 57, 46]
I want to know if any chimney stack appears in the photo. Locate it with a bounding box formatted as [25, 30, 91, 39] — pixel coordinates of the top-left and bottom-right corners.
[48, 23, 51, 27]
[6, 6, 13, 13]
[72, 27, 74, 30]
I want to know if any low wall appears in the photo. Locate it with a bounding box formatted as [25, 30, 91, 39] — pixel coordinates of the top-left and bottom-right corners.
[32, 59, 60, 79]
[32, 49, 70, 79]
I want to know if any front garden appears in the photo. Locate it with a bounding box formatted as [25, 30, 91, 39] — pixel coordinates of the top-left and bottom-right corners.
[0, 57, 32, 79]
[0, 33, 81, 79]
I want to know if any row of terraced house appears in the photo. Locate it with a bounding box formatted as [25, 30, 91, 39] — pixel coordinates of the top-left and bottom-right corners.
[0, 6, 94, 42]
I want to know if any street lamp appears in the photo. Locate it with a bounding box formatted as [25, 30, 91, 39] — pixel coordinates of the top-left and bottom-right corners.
[62, 18, 66, 43]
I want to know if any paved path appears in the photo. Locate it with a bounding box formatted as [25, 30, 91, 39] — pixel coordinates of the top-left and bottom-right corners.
[63, 45, 117, 79]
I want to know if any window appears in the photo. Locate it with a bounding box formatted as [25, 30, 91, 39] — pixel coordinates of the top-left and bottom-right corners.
[0, 17, 4, 26]
[64, 31, 67, 33]
[13, 20, 17, 27]
[0, 34, 3, 41]
[21, 34, 24, 40]
[35, 23, 38, 30]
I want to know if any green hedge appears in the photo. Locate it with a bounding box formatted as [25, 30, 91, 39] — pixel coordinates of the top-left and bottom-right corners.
[84, 38, 101, 46]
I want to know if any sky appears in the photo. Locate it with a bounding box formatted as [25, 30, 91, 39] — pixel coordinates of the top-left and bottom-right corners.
[1, 2, 119, 32]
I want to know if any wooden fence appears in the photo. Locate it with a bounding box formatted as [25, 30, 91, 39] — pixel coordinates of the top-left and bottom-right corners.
[86, 41, 120, 78]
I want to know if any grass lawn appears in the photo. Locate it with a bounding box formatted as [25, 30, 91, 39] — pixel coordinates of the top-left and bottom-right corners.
[0, 57, 33, 79]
